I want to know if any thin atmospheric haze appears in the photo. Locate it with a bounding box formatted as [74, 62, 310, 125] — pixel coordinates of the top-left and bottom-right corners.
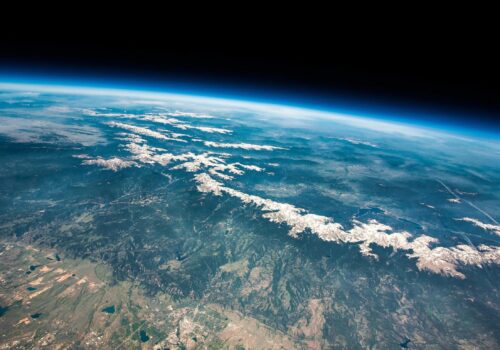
[0, 35, 499, 350]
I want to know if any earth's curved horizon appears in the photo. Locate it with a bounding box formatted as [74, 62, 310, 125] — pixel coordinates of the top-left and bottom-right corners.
[0, 83, 499, 349]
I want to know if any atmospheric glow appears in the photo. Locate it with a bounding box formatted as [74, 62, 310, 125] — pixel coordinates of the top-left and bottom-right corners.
[0, 81, 474, 140]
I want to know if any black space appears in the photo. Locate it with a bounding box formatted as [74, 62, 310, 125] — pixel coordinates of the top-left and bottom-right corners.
[1, 26, 499, 130]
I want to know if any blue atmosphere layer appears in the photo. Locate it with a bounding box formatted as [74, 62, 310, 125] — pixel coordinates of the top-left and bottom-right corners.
[0, 69, 498, 139]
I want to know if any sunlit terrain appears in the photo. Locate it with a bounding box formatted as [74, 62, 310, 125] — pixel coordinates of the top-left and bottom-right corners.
[0, 84, 499, 349]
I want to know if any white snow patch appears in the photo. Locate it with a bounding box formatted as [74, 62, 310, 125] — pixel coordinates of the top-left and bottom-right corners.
[114, 132, 147, 143]
[194, 173, 500, 279]
[203, 141, 286, 151]
[339, 138, 378, 148]
[168, 111, 216, 119]
[458, 217, 500, 236]
[82, 157, 137, 171]
[123, 142, 190, 166]
[106, 121, 184, 142]
[143, 115, 231, 134]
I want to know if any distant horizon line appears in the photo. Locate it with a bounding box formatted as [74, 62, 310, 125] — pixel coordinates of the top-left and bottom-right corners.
[0, 78, 499, 141]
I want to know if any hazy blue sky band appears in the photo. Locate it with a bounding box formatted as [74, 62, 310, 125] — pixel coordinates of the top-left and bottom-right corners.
[0, 71, 498, 139]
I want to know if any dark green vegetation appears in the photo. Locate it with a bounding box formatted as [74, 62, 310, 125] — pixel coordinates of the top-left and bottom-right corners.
[140, 329, 150, 342]
[0, 88, 499, 349]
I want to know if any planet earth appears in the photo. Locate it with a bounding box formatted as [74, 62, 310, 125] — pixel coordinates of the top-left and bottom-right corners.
[0, 83, 499, 349]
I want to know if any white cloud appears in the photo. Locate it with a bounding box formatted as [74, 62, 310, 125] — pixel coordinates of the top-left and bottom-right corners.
[82, 109, 137, 119]
[43, 105, 72, 114]
[0, 117, 105, 146]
